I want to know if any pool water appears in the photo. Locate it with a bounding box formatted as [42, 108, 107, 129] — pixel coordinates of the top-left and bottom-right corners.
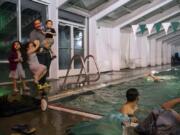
[57, 68, 180, 120]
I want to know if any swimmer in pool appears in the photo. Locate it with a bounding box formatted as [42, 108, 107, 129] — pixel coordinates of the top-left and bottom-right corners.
[162, 98, 180, 121]
[119, 88, 139, 123]
[145, 70, 161, 82]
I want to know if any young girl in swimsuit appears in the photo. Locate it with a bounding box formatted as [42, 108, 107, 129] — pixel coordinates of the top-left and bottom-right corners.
[26, 41, 47, 86]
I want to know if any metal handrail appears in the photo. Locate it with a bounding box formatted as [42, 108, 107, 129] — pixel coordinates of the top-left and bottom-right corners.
[77, 55, 100, 85]
[62, 55, 87, 88]
[62, 54, 100, 89]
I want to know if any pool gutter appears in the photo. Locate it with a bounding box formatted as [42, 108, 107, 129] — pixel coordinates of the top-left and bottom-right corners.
[48, 74, 145, 102]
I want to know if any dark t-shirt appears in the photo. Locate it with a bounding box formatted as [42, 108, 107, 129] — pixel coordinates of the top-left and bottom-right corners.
[45, 28, 56, 38]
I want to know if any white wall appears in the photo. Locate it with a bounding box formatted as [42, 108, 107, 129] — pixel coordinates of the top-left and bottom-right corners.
[120, 31, 130, 69]
[48, 0, 59, 78]
[95, 27, 113, 72]
[89, 19, 172, 73]
[129, 33, 140, 69]
[167, 44, 171, 64]
[89, 20, 164, 73]
[118, 31, 151, 69]
[89, 18, 121, 72]
[112, 28, 121, 71]
[90, 19, 175, 73]
[149, 39, 156, 66]
[156, 40, 162, 65]
[89, 18, 98, 73]
[138, 36, 150, 67]
[162, 42, 168, 64]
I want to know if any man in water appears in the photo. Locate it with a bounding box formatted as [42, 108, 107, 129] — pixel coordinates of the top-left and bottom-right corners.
[119, 88, 139, 123]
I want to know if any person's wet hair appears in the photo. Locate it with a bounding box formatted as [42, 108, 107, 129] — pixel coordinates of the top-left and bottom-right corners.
[126, 88, 139, 102]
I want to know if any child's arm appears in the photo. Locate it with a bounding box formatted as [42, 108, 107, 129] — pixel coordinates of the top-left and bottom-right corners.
[41, 30, 46, 35]
[28, 40, 40, 54]
[46, 28, 56, 36]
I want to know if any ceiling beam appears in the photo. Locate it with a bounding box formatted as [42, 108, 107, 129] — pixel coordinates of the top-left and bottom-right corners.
[58, 0, 68, 8]
[113, 0, 173, 28]
[166, 38, 180, 45]
[148, 15, 180, 39]
[121, 6, 132, 13]
[144, 5, 180, 24]
[148, 13, 180, 38]
[90, 0, 118, 17]
[63, 5, 90, 17]
[136, 11, 180, 37]
[156, 30, 180, 40]
[92, 0, 131, 20]
[148, 25, 180, 39]
[163, 35, 180, 43]
[172, 42, 180, 46]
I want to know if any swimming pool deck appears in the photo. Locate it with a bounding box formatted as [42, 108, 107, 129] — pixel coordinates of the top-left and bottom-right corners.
[0, 65, 172, 135]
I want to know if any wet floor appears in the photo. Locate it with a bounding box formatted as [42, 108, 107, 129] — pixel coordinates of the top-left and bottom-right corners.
[0, 65, 174, 135]
[0, 109, 90, 135]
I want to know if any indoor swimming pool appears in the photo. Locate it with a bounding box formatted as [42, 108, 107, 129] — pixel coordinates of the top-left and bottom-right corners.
[57, 68, 180, 120]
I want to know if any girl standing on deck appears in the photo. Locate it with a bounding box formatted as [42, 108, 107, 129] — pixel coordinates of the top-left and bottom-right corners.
[8, 41, 30, 93]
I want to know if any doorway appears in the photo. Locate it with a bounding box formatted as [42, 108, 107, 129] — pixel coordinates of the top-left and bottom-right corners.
[58, 20, 86, 76]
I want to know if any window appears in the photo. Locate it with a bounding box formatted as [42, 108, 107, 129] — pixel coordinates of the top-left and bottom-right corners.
[58, 22, 85, 71]
[0, 0, 47, 83]
[0, 0, 17, 82]
[74, 27, 84, 69]
[0, 0, 17, 60]
[58, 8, 86, 72]
[21, 0, 47, 44]
[58, 24, 71, 69]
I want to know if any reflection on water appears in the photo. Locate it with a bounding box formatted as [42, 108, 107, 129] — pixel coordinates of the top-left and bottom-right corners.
[58, 68, 180, 120]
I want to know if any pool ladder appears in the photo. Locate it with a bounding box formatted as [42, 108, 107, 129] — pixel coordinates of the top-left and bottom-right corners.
[61, 54, 100, 90]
